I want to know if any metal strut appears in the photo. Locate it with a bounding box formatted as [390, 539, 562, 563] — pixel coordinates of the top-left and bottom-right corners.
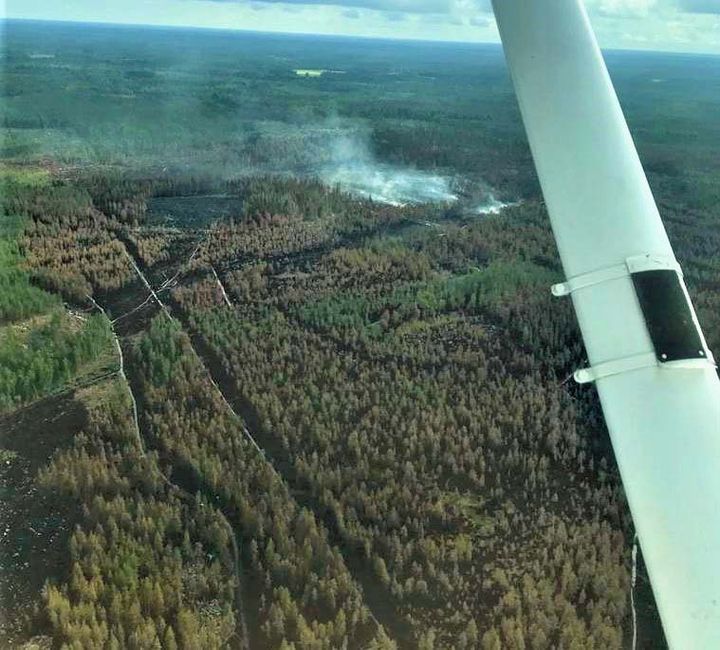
[492, 0, 720, 643]
[551, 254, 681, 297]
[552, 254, 715, 384]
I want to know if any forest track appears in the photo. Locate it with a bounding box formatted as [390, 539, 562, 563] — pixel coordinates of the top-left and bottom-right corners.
[210, 264, 233, 308]
[175, 306, 413, 647]
[89, 271, 250, 650]
[631, 535, 638, 650]
[119, 230, 408, 646]
[122, 248, 172, 321]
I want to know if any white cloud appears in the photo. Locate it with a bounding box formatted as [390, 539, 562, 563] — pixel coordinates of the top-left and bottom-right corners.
[678, 0, 720, 12]
[582, 0, 720, 52]
[205, 0, 456, 11]
[5, 0, 719, 53]
[587, 0, 659, 16]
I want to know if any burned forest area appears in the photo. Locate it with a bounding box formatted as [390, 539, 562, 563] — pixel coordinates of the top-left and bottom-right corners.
[2, 19, 719, 650]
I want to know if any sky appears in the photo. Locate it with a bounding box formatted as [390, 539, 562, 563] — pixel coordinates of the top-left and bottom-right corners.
[4, 0, 720, 54]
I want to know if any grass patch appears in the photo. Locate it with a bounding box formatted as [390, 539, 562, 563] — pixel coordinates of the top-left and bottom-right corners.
[294, 69, 325, 77]
[0, 165, 52, 190]
[299, 261, 558, 334]
[0, 311, 115, 412]
[1, 166, 60, 324]
[440, 491, 496, 538]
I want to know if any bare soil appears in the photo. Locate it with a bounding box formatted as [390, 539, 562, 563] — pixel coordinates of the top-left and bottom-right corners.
[0, 394, 86, 646]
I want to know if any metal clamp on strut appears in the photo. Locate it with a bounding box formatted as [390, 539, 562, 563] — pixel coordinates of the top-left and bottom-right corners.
[551, 254, 681, 297]
[552, 254, 715, 384]
[573, 352, 657, 384]
[572, 353, 712, 384]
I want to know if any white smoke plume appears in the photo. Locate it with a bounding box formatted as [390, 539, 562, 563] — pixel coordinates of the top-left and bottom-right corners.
[250, 118, 515, 212]
[318, 130, 458, 206]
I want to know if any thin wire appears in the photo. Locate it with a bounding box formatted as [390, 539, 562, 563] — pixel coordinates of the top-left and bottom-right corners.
[631, 532, 638, 650]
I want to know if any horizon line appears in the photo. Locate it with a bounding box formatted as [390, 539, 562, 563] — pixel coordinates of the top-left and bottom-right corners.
[4, 16, 496, 47]
[3, 16, 719, 57]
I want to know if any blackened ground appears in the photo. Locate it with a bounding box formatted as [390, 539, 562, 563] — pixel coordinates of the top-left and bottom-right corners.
[0, 394, 87, 645]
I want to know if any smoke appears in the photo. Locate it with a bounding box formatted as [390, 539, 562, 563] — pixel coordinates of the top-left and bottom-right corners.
[248, 118, 516, 212]
[318, 129, 458, 206]
[475, 194, 518, 215]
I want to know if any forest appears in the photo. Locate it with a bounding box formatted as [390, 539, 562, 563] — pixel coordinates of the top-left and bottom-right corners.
[2, 17, 719, 650]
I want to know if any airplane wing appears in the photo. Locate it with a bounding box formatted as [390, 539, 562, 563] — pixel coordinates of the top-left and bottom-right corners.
[491, 1, 720, 647]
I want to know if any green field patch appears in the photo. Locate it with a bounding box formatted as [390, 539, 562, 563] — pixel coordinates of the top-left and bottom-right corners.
[0, 237, 59, 324]
[0, 165, 52, 190]
[440, 491, 496, 539]
[392, 314, 460, 338]
[1, 167, 62, 324]
[0, 311, 115, 412]
[299, 260, 557, 334]
[294, 69, 325, 77]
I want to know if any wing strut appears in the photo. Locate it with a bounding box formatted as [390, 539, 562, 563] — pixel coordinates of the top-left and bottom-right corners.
[491, 1, 720, 647]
